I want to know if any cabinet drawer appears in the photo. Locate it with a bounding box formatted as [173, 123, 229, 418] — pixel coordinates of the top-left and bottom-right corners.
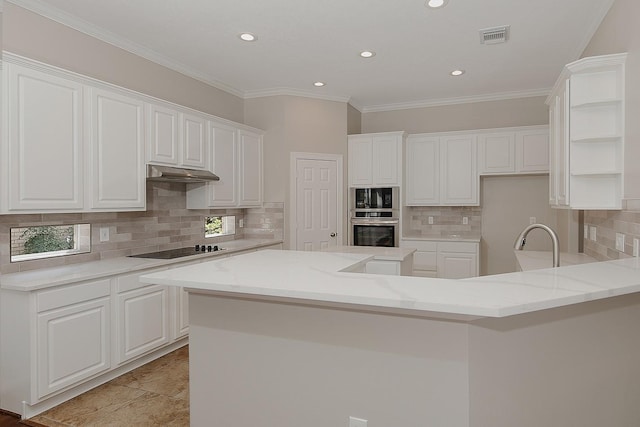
[413, 251, 437, 271]
[116, 268, 166, 294]
[438, 241, 478, 253]
[400, 240, 437, 252]
[37, 279, 111, 313]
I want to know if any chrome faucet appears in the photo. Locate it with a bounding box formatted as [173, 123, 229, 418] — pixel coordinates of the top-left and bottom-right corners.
[514, 223, 560, 268]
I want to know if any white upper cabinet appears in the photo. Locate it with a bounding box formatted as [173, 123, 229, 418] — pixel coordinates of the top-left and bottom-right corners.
[547, 53, 626, 209]
[87, 87, 146, 211]
[348, 132, 404, 187]
[180, 112, 207, 169]
[186, 122, 263, 208]
[406, 133, 478, 206]
[478, 126, 549, 175]
[4, 61, 84, 211]
[147, 104, 179, 165]
[147, 105, 208, 170]
[405, 135, 439, 205]
[440, 134, 478, 205]
[238, 129, 263, 207]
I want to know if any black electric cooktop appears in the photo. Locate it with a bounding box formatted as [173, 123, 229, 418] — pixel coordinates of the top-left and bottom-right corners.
[129, 245, 226, 259]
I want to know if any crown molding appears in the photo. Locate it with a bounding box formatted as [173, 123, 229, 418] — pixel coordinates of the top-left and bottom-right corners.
[7, 0, 245, 98]
[244, 87, 350, 103]
[360, 88, 551, 113]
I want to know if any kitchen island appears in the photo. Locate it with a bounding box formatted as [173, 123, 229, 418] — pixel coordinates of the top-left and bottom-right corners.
[141, 250, 640, 427]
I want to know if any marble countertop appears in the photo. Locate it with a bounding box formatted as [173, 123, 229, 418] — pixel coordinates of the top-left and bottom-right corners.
[402, 235, 481, 243]
[0, 239, 282, 292]
[514, 250, 597, 271]
[140, 249, 640, 319]
[321, 245, 415, 261]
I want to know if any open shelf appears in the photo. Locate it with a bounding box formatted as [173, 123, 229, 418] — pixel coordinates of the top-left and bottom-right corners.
[571, 99, 622, 109]
[571, 136, 621, 143]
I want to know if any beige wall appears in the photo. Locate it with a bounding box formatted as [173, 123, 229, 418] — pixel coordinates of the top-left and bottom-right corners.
[2, 3, 244, 122]
[347, 103, 362, 135]
[361, 96, 549, 134]
[245, 96, 348, 248]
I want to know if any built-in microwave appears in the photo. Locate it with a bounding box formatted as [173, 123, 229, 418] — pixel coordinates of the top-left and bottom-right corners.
[352, 187, 397, 210]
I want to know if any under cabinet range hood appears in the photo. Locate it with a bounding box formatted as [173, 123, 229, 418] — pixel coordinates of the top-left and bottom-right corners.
[146, 165, 220, 183]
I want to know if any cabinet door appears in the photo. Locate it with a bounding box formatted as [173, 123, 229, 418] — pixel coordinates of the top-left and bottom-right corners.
[440, 135, 478, 205]
[181, 112, 207, 169]
[238, 130, 263, 207]
[516, 129, 549, 173]
[6, 63, 84, 211]
[348, 136, 373, 186]
[147, 104, 179, 165]
[116, 284, 170, 364]
[173, 287, 189, 340]
[88, 87, 145, 210]
[405, 136, 439, 205]
[437, 251, 478, 279]
[478, 133, 515, 174]
[208, 121, 238, 207]
[37, 297, 110, 398]
[372, 135, 401, 185]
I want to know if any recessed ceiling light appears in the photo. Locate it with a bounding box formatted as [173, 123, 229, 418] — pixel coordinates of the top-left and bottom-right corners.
[238, 33, 257, 42]
[425, 0, 448, 8]
[360, 51, 376, 58]
[450, 69, 465, 76]
[314, 81, 325, 87]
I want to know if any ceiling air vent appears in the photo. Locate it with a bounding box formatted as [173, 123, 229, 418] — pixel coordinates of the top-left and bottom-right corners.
[479, 26, 510, 45]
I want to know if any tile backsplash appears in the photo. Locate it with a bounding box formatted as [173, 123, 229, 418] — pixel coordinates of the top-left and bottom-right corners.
[402, 206, 482, 238]
[584, 209, 640, 261]
[0, 182, 284, 274]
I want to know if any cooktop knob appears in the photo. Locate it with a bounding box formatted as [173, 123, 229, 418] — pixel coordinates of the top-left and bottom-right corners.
[207, 245, 213, 252]
[195, 244, 200, 251]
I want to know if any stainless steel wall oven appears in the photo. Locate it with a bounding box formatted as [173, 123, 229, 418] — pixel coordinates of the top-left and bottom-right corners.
[350, 187, 399, 247]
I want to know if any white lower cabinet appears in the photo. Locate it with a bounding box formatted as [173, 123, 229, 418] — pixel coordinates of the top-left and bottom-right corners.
[400, 239, 479, 279]
[173, 287, 190, 340]
[36, 280, 111, 398]
[365, 260, 401, 275]
[115, 272, 170, 364]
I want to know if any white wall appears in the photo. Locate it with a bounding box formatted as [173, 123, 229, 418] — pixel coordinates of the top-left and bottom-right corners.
[245, 96, 348, 248]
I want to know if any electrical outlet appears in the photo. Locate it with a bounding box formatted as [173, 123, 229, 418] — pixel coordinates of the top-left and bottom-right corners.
[584, 225, 589, 239]
[349, 417, 367, 427]
[428, 216, 434, 225]
[529, 216, 536, 225]
[616, 233, 625, 252]
[590, 226, 597, 241]
[239, 219, 244, 228]
[99, 227, 110, 242]
[462, 216, 468, 225]
[634, 238, 640, 257]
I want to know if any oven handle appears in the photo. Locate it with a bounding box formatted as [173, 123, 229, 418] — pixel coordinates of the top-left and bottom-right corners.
[350, 218, 399, 225]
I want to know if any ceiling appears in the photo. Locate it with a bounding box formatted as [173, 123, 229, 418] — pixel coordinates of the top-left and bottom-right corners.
[10, 0, 615, 112]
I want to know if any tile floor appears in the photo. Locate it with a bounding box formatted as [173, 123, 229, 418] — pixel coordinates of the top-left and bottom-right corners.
[28, 346, 189, 427]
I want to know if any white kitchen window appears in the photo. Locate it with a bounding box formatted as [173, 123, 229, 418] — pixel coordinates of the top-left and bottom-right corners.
[205, 216, 236, 238]
[10, 224, 91, 262]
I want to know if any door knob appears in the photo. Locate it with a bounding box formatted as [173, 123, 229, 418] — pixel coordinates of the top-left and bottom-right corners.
[330, 232, 337, 237]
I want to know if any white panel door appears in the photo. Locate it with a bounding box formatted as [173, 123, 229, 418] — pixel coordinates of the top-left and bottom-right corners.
[88, 87, 145, 210]
[147, 104, 179, 165]
[116, 285, 170, 364]
[516, 130, 549, 173]
[37, 297, 110, 398]
[296, 159, 338, 251]
[478, 133, 515, 174]
[208, 121, 238, 207]
[440, 135, 478, 205]
[181, 112, 207, 169]
[437, 252, 478, 279]
[372, 135, 401, 186]
[405, 135, 440, 205]
[7, 63, 84, 210]
[238, 130, 263, 207]
[348, 135, 373, 186]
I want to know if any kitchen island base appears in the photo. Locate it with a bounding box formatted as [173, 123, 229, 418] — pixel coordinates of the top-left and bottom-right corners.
[189, 292, 640, 427]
